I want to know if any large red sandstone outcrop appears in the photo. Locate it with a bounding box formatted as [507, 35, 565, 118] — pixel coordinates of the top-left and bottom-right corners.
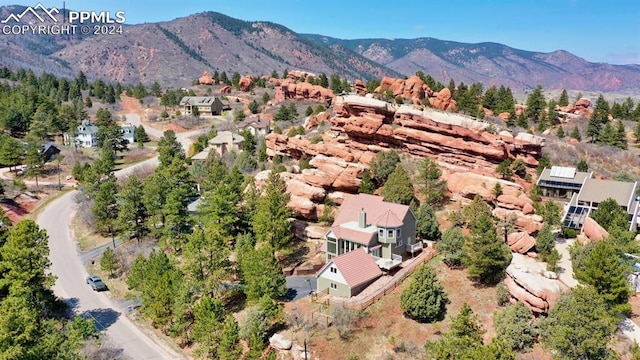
[199, 71, 214, 85]
[582, 217, 609, 242]
[220, 85, 232, 94]
[507, 232, 537, 254]
[494, 208, 544, 235]
[239, 75, 254, 92]
[429, 88, 457, 111]
[447, 172, 521, 201]
[558, 98, 592, 118]
[505, 254, 565, 314]
[274, 81, 335, 104]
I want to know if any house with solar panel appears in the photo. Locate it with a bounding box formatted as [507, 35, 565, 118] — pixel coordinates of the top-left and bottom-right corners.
[315, 194, 423, 297]
[180, 96, 224, 117]
[538, 166, 640, 231]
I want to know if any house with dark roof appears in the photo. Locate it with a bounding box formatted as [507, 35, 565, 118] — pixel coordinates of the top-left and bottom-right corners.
[41, 143, 60, 163]
[562, 178, 640, 231]
[536, 166, 592, 200]
[316, 248, 382, 297]
[323, 194, 421, 271]
[180, 96, 223, 117]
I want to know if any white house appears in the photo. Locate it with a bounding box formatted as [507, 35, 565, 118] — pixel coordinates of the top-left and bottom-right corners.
[64, 120, 99, 148]
[120, 124, 136, 143]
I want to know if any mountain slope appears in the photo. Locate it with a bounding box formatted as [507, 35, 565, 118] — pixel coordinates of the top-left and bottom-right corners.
[1, 6, 639, 93]
[304, 35, 640, 93]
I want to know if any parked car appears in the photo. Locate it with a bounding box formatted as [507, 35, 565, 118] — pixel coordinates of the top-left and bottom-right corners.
[86, 275, 108, 291]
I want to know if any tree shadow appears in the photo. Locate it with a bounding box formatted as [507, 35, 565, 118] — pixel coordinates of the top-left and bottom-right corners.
[284, 288, 298, 301]
[81, 308, 121, 331]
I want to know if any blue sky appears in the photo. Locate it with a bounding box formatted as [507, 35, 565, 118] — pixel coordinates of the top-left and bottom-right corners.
[2, 0, 638, 64]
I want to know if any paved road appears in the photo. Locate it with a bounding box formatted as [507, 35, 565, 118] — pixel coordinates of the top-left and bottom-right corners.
[38, 191, 181, 359]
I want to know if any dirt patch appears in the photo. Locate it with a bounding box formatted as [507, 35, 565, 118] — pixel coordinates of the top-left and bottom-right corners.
[283, 258, 510, 360]
[0, 193, 45, 223]
[163, 123, 187, 133]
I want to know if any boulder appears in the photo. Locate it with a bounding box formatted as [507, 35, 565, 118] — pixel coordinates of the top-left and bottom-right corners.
[575, 98, 591, 109]
[505, 253, 565, 314]
[269, 333, 292, 351]
[198, 71, 214, 85]
[219, 85, 232, 94]
[507, 232, 537, 254]
[239, 75, 254, 92]
[288, 195, 317, 220]
[522, 202, 534, 215]
[353, 79, 367, 95]
[447, 172, 521, 201]
[285, 177, 326, 202]
[429, 88, 457, 111]
[582, 217, 609, 242]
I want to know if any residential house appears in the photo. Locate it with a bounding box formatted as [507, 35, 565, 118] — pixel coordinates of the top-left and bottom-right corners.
[536, 166, 592, 200]
[563, 178, 639, 231]
[208, 131, 244, 157]
[180, 96, 223, 117]
[316, 248, 382, 297]
[238, 116, 271, 137]
[324, 194, 421, 270]
[64, 120, 99, 148]
[41, 143, 60, 163]
[120, 124, 136, 143]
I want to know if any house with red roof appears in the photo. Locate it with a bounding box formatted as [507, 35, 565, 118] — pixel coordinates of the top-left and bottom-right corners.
[316, 194, 422, 297]
[316, 248, 383, 297]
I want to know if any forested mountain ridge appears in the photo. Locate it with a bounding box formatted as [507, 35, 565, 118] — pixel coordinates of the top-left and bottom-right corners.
[1, 6, 639, 93]
[303, 35, 640, 94]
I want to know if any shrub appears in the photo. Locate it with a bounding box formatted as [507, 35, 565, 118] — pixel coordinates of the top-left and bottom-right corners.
[496, 283, 510, 306]
[400, 264, 449, 323]
[493, 302, 538, 352]
[561, 227, 577, 239]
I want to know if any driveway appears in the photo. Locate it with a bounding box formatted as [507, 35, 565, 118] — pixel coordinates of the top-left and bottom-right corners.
[286, 276, 317, 301]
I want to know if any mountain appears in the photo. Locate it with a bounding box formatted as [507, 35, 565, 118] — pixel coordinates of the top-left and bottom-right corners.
[304, 35, 640, 93]
[1, 6, 639, 93]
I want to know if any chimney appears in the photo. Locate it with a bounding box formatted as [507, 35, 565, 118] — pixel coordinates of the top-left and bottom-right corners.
[358, 208, 367, 228]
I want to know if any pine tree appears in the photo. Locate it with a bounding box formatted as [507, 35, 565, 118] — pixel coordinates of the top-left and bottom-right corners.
[358, 169, 376, 194]
[218, 315, 242, 360]
[588, 95, 611, 142]
[240, 245, 286, 301]
[576, 240, 631, 314]
[463, 213, 512, 285]
[558, 89, 569, 107]
[525, 85, 546, 122]
[439, 226, 466, 268]
[100, 247, 117, 277]
[570, 125, 582, 141]
[157, 130, 184, 167]
[614, 120, 628, 149]
[24, 137, 44, 190]
[253, 171, 293, 250]
[576, 159, 589, 172]
[400, 264, 449, 322]
[92, 175, 118, 234]
[192, 296, 226, 359]
[418, 157, 447, 208]
[381, 164, 416, 206]
[496, 159, 513, 181]
[416, 203, 441, 241]
[116, 175, 147, 242]
[369, 150, 400, 185]
[556, 125, 565, 138]
[536, 224, 555, 259]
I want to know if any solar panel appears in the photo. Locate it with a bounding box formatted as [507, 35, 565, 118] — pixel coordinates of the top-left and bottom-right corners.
[550, 166, 576, 179]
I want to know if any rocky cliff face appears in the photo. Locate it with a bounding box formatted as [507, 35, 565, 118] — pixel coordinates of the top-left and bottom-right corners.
[265, 95, 545, 222]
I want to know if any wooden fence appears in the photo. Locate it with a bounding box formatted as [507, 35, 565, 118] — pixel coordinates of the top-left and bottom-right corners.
[340, 248, 436, 311]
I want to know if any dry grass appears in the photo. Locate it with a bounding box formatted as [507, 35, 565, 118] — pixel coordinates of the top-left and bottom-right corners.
[71, 214, 112, 252]
[284, 257, 511, 360]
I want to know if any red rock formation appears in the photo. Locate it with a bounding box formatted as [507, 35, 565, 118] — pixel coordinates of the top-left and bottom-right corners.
[558, 97, 592, 118]
[582, 217, 609, 242]
[498, 112, 511, 121]
[505, 254, 565, 314]
[507, 232, 537, 254]
[274, 81, 335, 104]
[199, 71, 214, 85]
[239, 75, 254, 92]
[220, 85, 232, 94]
[429, 88, 457, 111]
[353, 79, 367, 95]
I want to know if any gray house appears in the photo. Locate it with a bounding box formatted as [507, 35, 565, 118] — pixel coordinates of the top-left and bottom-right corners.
[563, 178, 639, 231]
[180, 96, 224, 117]
[323, 194, 421, 270]
[536, 166, 592, 200]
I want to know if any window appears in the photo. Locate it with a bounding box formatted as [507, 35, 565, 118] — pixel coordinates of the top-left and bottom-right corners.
[397, 228, 402, 238]
[330, 283, 337, 289]
[378, 228, 384, 238]
[397, 238, 403, 247]
[327, 240, 337, 254]
[388, 229, 394, 238]
[330, 267, 337, 273]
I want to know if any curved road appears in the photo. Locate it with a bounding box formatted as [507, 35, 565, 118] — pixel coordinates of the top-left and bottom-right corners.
[31, 115, 209, 359]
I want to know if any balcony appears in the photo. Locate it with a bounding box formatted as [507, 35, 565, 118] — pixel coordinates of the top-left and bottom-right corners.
[373, 253, 402, 270]
[406, 242, 423, 254]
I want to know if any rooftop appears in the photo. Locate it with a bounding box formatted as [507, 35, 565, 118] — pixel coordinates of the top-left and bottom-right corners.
[209, 131, 244, 145]
[332, 194, 412, 229]
[537, 166, 592, 185]
[238, 116, 270, 129]
[578, 178, 637, 208]
[331, 248, 382, 288]
[329, 221, 377, 246]
[179, 96, 218, 106]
